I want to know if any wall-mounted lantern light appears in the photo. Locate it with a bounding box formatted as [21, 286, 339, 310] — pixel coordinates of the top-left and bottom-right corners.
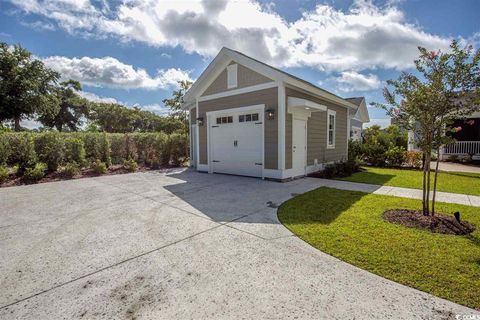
[196, 117, 204, 126]
[266, 109, 275, 120]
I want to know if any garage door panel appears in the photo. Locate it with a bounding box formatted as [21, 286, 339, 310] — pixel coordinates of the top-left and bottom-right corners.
[209, 108, 263, 178]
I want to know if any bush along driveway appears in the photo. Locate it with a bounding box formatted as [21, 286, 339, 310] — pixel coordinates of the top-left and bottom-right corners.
[278, 187, 480, 310]
[336, 166, 480, 196]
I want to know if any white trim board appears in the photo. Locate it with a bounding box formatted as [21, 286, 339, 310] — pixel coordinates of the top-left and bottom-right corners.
[278, 82, 286, 171]
[327, 109, 336, 149]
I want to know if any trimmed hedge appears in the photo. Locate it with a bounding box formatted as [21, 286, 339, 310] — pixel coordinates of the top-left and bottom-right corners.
[0, 132, 187, 173]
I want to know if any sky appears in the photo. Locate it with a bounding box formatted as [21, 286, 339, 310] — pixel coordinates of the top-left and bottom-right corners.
[1, 0, 479, 129]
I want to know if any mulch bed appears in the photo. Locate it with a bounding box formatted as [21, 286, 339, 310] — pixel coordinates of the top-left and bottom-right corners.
[383, 209, 475, 235]
[0, 164, 182, 188]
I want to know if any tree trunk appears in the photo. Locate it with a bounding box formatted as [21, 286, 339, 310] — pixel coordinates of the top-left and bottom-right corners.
[431, 147, 441, 215]
[185, 111, 189, 160]
[425, 152, 431, 215]
[14, 117, 21, 131]
[422, 152, 427, 215]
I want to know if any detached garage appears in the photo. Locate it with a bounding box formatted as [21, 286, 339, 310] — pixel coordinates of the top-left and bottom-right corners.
[182, 47, 369, 181]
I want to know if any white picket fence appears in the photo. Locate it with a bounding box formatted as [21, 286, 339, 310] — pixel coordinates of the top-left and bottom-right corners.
[443, 141, 480, 155]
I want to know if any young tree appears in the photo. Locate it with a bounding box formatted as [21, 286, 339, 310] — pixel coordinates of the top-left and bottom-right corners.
[0, 43, 60, 131]
[375, 40, 480, 215]
[162, 80, 193, 157]
[38, 80, 89, 131]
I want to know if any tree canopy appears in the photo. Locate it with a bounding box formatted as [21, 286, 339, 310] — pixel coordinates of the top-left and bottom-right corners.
[375, 40, 480, 215]
[37, 80, 89, 132]
[88, 102, 182, 134]
[0, 42, 185, 134]
[0, 43, 60, 130]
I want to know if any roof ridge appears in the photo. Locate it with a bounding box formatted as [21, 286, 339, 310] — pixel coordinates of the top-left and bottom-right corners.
[224, 47, 354, 105]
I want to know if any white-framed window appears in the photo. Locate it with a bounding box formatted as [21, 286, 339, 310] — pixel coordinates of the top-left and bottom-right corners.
[227, 64, 238, 89]
[327, 109, 336, 148]
[216, 116, 233, 124]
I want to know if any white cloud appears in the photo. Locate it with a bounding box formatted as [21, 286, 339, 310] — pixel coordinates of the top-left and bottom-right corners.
[337, 71, 382, 92]
[20, 119, 42, 130]
[10, 0, 452, 72]
[20, 20, 56, 31]
[78, 91, 170, 116]
[41, 55, 192, 90]
[76, 91, 118, 104]
[135, 103, 170, 116]
[364, 118, 392, 128]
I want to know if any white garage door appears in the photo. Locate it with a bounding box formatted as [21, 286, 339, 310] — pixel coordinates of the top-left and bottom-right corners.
[209, 107, 263, 177]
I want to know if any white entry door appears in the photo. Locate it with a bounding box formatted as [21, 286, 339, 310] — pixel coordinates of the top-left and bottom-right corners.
[209, 107, 263, 177]
[292, 118, 307, 176]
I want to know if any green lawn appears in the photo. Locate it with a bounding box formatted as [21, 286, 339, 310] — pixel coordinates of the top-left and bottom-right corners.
[278, 187, 480, 309]
[336, 166, 480, 196]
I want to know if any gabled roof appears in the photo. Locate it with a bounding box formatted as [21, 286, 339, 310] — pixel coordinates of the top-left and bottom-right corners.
[182, 47, 359, 110]
[346, 96, 370, 123]
[345, 97, 364, 106]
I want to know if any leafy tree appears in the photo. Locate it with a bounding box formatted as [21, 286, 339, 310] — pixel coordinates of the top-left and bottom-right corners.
[0, 43, 60, 131]
[162, 80, 193, 157]
[359, 125, 407, 166]
[87, 102, 182, 133]
[375, 40, 480, 215]
[37, 80, 89, 131]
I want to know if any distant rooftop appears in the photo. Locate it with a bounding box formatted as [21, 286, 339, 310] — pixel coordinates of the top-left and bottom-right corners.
[345, 97, 364, 107]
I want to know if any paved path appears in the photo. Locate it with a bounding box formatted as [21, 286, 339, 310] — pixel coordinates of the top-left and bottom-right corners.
[314, 178, 480, 207]
[0, 169, 478, 319]
[434, 161, 480, 174]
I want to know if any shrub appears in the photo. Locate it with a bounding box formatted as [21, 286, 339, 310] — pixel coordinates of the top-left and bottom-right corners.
[64, 138, 85, 166]
[348, 139, 362, 162]
[154, 133, 170, 166]
[133, 133, 148, 164]
[150, 158, 161, 169]
[123, 158, 138, 172]
[24, 162, 47, 181]
[125, 134, 137, 162]
[404, 150, 422, 168]
[169, 133, 187, 166]
[81, 133, 111, 166]
[0, 135, 10, 165]
[342, 160, 360, 176]
[63, 162, 81, 178]
[34, 132, 65, 171]
[0, 166, 9, 184]
[109, 134, 127, 165]
[82, 133, 102, 161]
[90, 159, 107, 174]
[359, 125, 408, 167]
[322, 163, 337, 179]
[8, 133, 37, 171]
[99, 133, 111, 167]
[385, 146, 405, 167]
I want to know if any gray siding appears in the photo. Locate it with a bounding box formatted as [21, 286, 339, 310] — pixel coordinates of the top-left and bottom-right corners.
[285, 88, 348, 165]
[202, 63, 273, 96]
[197, 87, 278, 169]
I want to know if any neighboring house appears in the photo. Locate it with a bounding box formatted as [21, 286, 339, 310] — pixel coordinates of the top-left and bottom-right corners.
[407, 110, 480, 161]
[345, 97, 370, 141]
[181, 47, 369, 180]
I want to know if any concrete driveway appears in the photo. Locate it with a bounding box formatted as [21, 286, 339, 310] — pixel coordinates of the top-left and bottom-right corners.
[0, 169, 476, 319]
